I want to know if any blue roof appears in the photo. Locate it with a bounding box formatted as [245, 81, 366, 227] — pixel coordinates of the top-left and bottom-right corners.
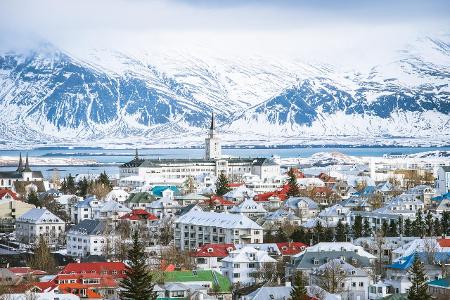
[75, 196, 97, 208]
[362, 186, 376, 196]
[431, 192, 450, 202]
[428, 277, 450, 288]
[388, 252, 450, 270]
[151, 186, 180, 197]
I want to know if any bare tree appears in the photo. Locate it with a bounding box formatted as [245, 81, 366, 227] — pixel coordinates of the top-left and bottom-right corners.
[423, 238, 438, 265]
[311, 260, 348, 294]
[374, 231, 385, 277]
[158, 218, 174, 246]
[161, 245, 195, 270]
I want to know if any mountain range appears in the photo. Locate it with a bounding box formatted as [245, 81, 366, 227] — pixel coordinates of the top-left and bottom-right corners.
[0, 36, 449, 148]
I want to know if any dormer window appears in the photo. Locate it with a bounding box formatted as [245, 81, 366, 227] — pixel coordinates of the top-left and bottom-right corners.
[207, 248, 213, 253]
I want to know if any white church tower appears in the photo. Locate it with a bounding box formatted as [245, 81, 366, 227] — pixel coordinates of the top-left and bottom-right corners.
[205, 112, 222, 160]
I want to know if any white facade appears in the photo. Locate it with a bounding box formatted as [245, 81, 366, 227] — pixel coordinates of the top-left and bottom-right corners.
[436, 166, 450, 195]
[174, 211, 264, 251]
[66, 219, 118, 258]
[15, 208, 65, 246]
[221, 246, 277, 286]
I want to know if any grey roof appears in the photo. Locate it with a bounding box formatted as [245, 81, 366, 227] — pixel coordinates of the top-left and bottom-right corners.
[17, 208, 64, 224]
[0, 171, 22, 179]
[293, 251, 373, 270]
[283, 197, 319, 210]
[441, 166, 450, 172]
[69, 219, 107, 235]
[75, 196, 99, 208]
[175, 210, 262, 230]
[251, 158, 278, 166]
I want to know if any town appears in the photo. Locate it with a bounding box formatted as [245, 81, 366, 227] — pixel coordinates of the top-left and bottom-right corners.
[0, 115, 449, 300]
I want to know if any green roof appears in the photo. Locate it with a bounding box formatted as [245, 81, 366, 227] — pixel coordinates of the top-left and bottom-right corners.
[163, 270, 231, 293]
[127, 192, 156, 203]
[428, 277, 450, 288]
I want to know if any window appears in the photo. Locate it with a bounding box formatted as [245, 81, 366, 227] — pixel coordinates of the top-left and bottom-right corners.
[233, 264, 240, 268]
[359, 282, 364, 287]
[233, 273, 240, 278]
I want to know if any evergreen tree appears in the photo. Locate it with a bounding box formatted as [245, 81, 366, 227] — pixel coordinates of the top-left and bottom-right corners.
[398, 217, 404, 236]
[290, 228, 306, 244]
[286, 168, 300, 197]
[387, 220, 398, 237]
[314, 222, 324, 244]
[335, 220, 346, 242]
[77, 177, 89, 197]
[64, 174, 76, 194]
[404, 219, 413, 237]
[413, 210, 425, 237]
[324, 227, 334, 242]
[381, 220, 389, 237]
[290, 271, 308, 300]
[264, 230, 274, 243]
[26, 191, 41, 207]
[29, 235, 56, 273]
[215, 172, 231, 196]
[352, 215, 363, 238]
[425, 211, 433, 237]
[433, 218, 442, 237]
[407, 254, 431, 300]
[275, 227, 288, 242]
[98, 171, 113, 189]
[441, 211, 450, 235]
[120, 231, 157, 300]
[363, 218, 372, 237]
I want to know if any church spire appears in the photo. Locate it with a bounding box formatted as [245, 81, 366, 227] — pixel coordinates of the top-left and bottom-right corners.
[16, 153, 24, 172]
[135, 148, 139, 160]
[210, 112, 215, 130]
[23, 153, 32, 172]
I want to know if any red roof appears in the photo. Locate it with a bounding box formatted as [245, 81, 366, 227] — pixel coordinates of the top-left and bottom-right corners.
[311, 186, 334, 195]
[227, 183, 244, 188]
[276, 242, 308, 256]
[254, 185, 289, 202]
[0, 189, 19, 200]
[190, 243, 236, 258]
[438, 238, 450, 247]
[8, 267, 47, 276]
[120, 209, 158, 221]
[204, 196, 235, 206]
[54, 273, 118, 288]
[60, 262, 126, 279]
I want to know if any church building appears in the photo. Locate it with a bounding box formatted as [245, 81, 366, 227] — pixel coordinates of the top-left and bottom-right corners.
[0, 153, 45, 196]
[120, 114, 280, 183]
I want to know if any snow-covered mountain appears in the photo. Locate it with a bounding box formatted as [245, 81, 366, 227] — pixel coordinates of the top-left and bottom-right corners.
[0, 36, 449, 148]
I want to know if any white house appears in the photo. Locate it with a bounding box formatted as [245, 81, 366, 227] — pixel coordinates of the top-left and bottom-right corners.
[15, 208, 65, 246]
[66, 219, 116, 258]
[174, 210, 263, 251]
[221, 246, 277, 286]
[436, 166, 450, 195]
[223, 186, 256, 203]
[72, 196, 103, 224]
[310, 259, 371, 300]
[282, 197, 320, 221]
[229, 198, 267, 220]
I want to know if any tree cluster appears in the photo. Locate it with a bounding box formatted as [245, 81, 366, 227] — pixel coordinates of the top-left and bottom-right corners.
[215, 172, 232, 196]
[60, 171, 113, 199]
[26, 192, 70, 222]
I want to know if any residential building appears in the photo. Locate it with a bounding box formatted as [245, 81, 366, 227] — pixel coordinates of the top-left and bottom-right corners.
[0, 191, 35, 233]
[66, 219, 116, 258]
[174, 210, 263, 251]
[221, 246, 277, 286]
[15, 208, 65, 246]
[428, 277, 449, 300]
[71, 196, 102, 224]
[310, 259, 371, 300]
[190, 243, 236, 271]
[229, 198, 267, 220]
[281, 197, 319, 221]
[436, 166, 450, 195]
[59, 262, 127, 280]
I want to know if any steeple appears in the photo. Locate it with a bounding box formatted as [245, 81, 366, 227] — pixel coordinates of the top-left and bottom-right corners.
[135, 148, 139, 160]
[205, 112, 221, 160]
[210, 112, 215, 131]
[16, 153, 24, 172]
[23, 153, 32, 172]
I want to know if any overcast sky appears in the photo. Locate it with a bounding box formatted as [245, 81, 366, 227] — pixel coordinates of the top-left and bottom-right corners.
[1, 0, 449, 67]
